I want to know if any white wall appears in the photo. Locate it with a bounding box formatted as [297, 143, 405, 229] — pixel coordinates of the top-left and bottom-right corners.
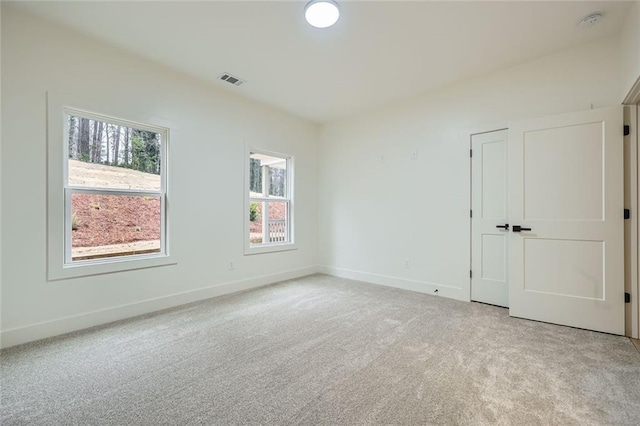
[318, 36, 623, 301]
[1, 8, 319, 347]
[621, 0, 640, 101]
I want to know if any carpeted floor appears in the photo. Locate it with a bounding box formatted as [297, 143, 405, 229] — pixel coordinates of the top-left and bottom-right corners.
[2, 274, 640, 425]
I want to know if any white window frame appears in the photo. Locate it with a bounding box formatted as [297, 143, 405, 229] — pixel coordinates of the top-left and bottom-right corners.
[244, 148, 296, 255]
[47, 93, 175, 280]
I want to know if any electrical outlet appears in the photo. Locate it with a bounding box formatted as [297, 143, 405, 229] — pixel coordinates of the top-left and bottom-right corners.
[403, 259, 410, 269]
[228, 261, 235, 270]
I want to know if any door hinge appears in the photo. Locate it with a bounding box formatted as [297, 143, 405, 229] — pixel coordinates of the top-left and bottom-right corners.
[624, 125, 630, 136]
[625, 209, 631, 220]
[470, 210, 473, 218]
[470, 149, 473, 158]
[470, 270, 473, 279]
[625, 292, 631, 303]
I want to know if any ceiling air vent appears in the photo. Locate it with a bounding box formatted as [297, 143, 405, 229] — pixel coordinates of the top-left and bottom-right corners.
[218, 73, 246, 87]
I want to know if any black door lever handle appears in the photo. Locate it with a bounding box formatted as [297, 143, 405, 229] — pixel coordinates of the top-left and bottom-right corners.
[496, 224, 509, 230]
[512, 225, 532, 232]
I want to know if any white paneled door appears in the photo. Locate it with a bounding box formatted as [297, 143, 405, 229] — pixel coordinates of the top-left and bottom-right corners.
[471, 130, 509, 307]
[508, 107, 624, 335]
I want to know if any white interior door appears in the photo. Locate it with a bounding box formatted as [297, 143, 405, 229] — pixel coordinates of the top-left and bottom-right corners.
[471, 130, 509, 307]
[508, 106, 624, 335]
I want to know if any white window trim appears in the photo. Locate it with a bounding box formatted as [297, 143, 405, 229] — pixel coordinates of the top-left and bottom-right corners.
[47, 92, 175, 280]
[244, 147, 296, 255]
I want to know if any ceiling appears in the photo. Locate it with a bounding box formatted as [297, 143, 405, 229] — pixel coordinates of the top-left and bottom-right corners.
[8, 1, 633, 123]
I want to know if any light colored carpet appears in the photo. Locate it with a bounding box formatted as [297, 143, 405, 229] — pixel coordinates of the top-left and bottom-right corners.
[2, 274, 639, 425]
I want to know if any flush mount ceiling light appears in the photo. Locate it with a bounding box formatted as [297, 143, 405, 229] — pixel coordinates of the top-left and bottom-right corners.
[305, 0, 340, 29]
[578, 12, 603, 28]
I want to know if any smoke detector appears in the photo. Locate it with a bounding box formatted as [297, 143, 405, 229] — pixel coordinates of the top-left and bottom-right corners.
[578, 13, 603, 28]
[218, 73, 246, 87]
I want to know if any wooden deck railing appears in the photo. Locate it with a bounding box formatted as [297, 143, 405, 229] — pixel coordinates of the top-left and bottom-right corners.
[267, 219, 287, 243]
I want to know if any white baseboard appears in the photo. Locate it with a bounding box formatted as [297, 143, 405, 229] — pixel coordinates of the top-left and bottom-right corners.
[318, 266, 469, 302]
[1, 266, 319, 349]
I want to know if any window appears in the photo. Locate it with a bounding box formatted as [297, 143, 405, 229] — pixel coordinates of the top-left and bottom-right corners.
[246, 150, 294, 254]
[64, 111, 167, 263]
[47, 94, 173, 279]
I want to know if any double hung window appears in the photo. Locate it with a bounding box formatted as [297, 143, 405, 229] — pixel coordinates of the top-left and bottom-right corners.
[64, 111, 167, 263]
[246, 150, 294, 253]
[47, 97, 172, 279]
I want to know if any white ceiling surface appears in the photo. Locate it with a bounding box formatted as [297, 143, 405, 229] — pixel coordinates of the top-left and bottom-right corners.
[9, 1, 633, 123]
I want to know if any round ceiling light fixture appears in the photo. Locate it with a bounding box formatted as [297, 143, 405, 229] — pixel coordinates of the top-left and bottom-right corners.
[305, 0, 340, 29]
[578, 12, 603, 28]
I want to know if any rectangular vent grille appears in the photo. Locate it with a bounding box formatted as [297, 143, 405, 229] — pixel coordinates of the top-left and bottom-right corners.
[218, 73, 245, 87]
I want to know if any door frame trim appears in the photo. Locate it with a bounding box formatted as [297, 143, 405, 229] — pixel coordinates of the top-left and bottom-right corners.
[622, 105, 639, 339]
[623, 75, 640, 106]
[623, 78, 640, 339]
[628, 105, 639, 339]
[636, 105, 639, 339]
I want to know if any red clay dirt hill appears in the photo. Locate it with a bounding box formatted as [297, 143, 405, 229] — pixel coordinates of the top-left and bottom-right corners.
[69, 160, 161, 248]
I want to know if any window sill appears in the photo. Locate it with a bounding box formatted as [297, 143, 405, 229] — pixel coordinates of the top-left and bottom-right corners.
[244, 243, 297, 256]
[48, 253, 177, 281]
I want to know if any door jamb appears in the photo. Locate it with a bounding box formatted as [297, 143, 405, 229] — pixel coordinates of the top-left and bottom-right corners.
[623, 75, 640, 338]
[629, 105, 640, 339]
[622, 104, 639, 339]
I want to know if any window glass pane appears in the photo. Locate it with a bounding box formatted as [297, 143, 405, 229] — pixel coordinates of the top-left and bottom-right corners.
[249, 152, 286, 197]
[269, 165, 286, 197]
[67, 114, 161, 191]
[249, 200, 263, 244]
[71, 193, 161, 261]
[249, 156, 262, 195]
[249, 201, 288, 245]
